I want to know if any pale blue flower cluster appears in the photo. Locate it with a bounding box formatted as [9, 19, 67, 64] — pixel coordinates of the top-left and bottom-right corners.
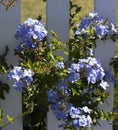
[47, 90, 70, 121]
[7, 66, 34, 91]
[47, 79, 92, 129]
[68, 57, 109, 90]
[47, 79, 70, 121]
[75, 12, 117, 38]
[15, 18, 47, 51]
[69, 106, 92, 129]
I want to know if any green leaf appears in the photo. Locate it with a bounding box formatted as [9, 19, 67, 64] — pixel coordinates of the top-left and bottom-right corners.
[7, 115, 13, 123]
[96, 96, 101, 101]
[51, 30, 57, 37]
[88, 26, 94, 36]
[64, 51, 69, 56]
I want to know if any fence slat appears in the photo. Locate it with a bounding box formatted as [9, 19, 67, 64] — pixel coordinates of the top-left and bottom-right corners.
[93, 0, 116, 130]
[46, 0, 69, 42]
[46, 0, 69, 130]
[0, 1, 23, 130]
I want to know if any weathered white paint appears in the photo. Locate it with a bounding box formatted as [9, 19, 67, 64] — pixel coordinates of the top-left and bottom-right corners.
[46, 0, 69, 130]
[93, 0, 116, 130]
[0, 1, 23, 130]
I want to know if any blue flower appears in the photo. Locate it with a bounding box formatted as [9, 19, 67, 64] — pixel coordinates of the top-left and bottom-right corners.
[67, 57, 106, 85]
[51, 102, 62, 110]
[56, 61, 65, 69]
[99, 80, 109, 90]
[87, 65, 105, 84]
[95, 24, 109, 38]
[23, 69, 34, 78]
[13, 80, 24, 92]
[78, 115, 88, 127]
[68, 63, 81, 73]
[89, 12, 98, 18]
[69, 107, 81, 118]
[105, 71, 116, 83]
[68, 72, 80, 83]
[86, 47, 93, 56]
[7, 66, 34, 91]
[50, 100, 69, 121]
[73, 115, 92, 129]
[57, 79, 70, 95]
[68, 63, 82, 83]
[7, 66, 24, 81]
[73, 119, 81, 129]
[75, 11, 117, 39]
[85, 57, 105, 84]
[47, 89, 58, 103]
[25, 77, 33, 86]
[82, 106, 91, 113]
[15, 18, 47, 51]
[111, 23, 117, 32]
[86, 115, 92, 128]
[54, 109, 67, 121]
[69, 106, 92, 129]
[87, 68, 99, 84]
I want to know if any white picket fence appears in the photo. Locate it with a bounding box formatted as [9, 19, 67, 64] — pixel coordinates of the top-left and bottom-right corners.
[0, 0, 116, 130]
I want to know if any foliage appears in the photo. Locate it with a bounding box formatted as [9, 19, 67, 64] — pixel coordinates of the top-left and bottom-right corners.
[0, 46, 9, 100]
[0, 47, 10, 129]
[5, 8, 117, 130]
[110, 56, 118, 108]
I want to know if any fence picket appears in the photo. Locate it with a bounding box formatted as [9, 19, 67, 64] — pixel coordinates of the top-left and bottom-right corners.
[0, 1, 23, 130]
[46, 0, 69, 130]
[93, 0, 116, 130]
